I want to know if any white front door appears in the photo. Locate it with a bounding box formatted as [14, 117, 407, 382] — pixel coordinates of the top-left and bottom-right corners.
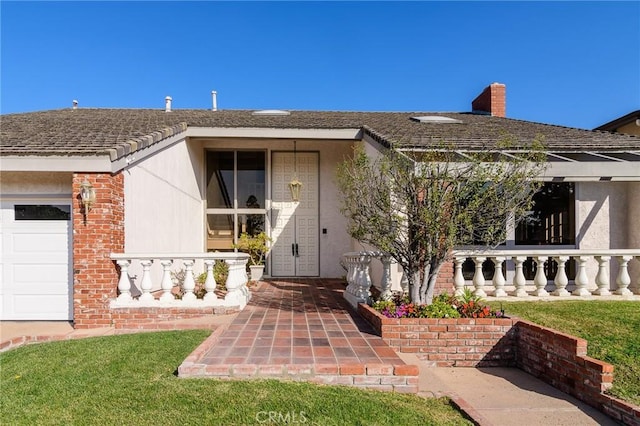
[0, 202, 73, 320]
[270, 152, 319, 277]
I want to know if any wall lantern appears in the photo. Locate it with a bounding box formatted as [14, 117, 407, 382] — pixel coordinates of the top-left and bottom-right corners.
[288, 141, 303, 202]
[288, 177, 303, 202]
[79, 179, 96, 215]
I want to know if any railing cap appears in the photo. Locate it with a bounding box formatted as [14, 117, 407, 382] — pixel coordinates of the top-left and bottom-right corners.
[110, 252, 250, 261]
[452, 249, 640, 257]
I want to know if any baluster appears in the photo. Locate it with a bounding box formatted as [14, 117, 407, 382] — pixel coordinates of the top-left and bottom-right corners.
[225, 257, 251, 308]
[357, 254, 373, 302]
[203, 259, 217, 301]
[347, 256, 358, 295]
[116, 259, 132, 302]
[614, 255, 633, 296]
[379, 253, 393, 301]
[491, 256, 507, 297]
[572, 256, 591, 296]
[552, 256, 570, 296]
[159, 260, 175, 302]
[593, 256, 611, 296]
[182, 259, 197, 302]
[453, 257, 465, 296]
[533, 256, 549, 297]
[139, 260, 155, 302]
[512, 256, 528, 298]
[472, 256, 487, 297]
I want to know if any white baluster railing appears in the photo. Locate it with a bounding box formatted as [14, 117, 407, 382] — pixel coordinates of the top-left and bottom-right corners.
[341, 251, 398, 308]
[110, 252, 251, 309]
[452, 249, 640, 299]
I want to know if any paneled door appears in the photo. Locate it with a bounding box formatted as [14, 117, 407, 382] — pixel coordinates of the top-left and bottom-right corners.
[270, 152, 319, 277]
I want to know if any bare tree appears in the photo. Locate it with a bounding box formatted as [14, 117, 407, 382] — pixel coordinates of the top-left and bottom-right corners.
[337, 139, 546, 304]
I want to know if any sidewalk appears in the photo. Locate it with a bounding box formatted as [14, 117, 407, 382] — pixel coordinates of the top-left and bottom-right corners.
[0, 314, 237, 351]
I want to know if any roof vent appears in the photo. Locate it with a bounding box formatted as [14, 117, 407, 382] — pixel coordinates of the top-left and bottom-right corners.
[165, 96, 172, 113]
[410, 115, 462, 124]
[211, 90, 218, 112]
[72, 100, 78, 110]
[252, 109, 291, 116]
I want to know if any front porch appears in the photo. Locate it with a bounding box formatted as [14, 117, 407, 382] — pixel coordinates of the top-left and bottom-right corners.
[178, 279, 419, 392]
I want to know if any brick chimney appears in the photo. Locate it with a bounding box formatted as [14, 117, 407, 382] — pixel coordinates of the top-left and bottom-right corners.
[471, 83, 506, 117]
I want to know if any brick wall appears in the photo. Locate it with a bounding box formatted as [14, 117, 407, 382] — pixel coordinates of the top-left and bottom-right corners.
[517, 321, 639, 425]
[358, 304, 516, 367]
[72, 173, 124, 328]
[110, 307, 238, 329]
[359, 304, 640, 425]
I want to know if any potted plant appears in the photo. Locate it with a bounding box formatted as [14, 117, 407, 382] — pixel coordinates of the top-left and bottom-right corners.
[234, 232, 271, 282]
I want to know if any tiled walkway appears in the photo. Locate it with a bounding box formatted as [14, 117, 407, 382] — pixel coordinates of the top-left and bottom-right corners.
[178, 279, 419, 392]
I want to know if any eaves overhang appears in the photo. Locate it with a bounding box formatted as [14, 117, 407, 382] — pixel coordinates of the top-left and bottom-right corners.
[396, 147, 640, 181]
[1, 126, 363, 174]
[1, 130, 189, 173]
[186, 126, 363, 140]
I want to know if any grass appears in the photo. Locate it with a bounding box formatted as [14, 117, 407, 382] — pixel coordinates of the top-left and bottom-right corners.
[490, 300, 640, 406]
[0, 330, 472, 425]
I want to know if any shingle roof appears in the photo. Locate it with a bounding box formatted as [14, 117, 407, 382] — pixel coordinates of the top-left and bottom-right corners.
[2, 108, 639, 160]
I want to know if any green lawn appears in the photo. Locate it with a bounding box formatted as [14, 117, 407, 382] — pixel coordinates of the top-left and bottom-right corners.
[491, 300, 640, 406]
[0, 330, 471, 425]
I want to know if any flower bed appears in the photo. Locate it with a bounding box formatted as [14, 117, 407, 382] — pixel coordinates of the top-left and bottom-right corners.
[359, 303, 517, 367]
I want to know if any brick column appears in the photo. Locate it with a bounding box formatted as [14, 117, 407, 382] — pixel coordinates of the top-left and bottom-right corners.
[72, 173, 124, 328]
[434, 260, 454, 296]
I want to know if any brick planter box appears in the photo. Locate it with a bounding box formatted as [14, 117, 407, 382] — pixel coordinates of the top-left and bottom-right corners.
[358, 303, 517, 367]
[359, 302, 640, 425]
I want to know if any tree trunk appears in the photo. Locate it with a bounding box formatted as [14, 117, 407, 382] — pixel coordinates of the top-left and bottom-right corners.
[419, 264, 431, 304]
[409, 270, 421, 303]
[425, 262, 443, 305]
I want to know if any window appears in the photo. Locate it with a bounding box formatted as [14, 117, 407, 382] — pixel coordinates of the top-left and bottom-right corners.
[515, 183, 575, 245]
[206, 151, 266, 251]
[14, 205, 70, 221]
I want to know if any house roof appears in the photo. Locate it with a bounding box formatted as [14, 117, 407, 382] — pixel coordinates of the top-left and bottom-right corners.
[2, 108, 640, 161]
[594, 110, 640, 132]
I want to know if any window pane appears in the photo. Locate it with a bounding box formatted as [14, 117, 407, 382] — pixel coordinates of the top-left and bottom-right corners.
[206, 214, 234, 251]
[237, 151, 265, 209]
[206, 151, 234, 208]
[238, 213, 265, 236]
[15, 205, 70, 220]
[515, 183, 575, 245]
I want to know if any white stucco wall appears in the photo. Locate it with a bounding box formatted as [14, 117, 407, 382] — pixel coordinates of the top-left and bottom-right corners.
[626, 182, 640, 288]
[124, 139, 204, 253]
[123, 139, 204, 289]
[575, 181, 632, 289]
[317, 141, 357, 278]
[0, 172, 72, 197]
[576, 181, 628, 249]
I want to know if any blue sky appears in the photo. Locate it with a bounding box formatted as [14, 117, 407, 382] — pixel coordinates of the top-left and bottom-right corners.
[1, 1, 638, 129]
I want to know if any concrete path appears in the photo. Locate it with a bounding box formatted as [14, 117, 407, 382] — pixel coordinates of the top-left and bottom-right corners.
[398, 352, 618, 426]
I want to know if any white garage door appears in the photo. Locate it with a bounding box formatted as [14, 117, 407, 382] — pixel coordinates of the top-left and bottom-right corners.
[0, 202, 72, 320]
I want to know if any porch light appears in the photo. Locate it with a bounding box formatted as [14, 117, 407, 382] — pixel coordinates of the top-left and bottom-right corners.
[79, 179, 96, 214]
[289, 178, 303, 202]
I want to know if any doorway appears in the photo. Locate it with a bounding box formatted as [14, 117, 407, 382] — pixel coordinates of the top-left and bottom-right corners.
[270, 152, 319, 276]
